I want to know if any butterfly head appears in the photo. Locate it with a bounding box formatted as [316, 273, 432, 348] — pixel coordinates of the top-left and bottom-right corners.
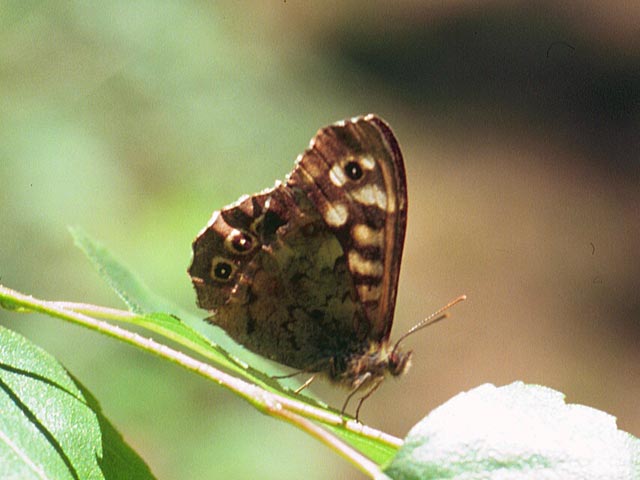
[341, 295, 468, 389]
[387, 345, 413, 377]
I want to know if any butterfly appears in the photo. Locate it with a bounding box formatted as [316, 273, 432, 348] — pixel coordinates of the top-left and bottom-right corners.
[188, 114, 452, 417]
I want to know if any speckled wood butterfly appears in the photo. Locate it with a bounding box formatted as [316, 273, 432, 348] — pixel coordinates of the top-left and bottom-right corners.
[188, 115, 458, 416]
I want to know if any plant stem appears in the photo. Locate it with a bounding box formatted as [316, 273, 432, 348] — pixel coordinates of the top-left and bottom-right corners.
[0, 284, 401, 476]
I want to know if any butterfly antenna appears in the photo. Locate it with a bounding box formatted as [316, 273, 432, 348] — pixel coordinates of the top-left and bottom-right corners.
[392, 294, 467, 352]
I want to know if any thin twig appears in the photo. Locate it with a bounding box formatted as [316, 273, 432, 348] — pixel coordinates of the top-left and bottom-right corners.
[51, 301, 139, 320]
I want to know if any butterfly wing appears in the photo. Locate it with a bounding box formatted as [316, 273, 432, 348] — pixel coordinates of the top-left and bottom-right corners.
[189, 115, 407, 371]
[189, 187, 284, 311]
[189, 181, 364, 369]
[286, 114, 407, 342]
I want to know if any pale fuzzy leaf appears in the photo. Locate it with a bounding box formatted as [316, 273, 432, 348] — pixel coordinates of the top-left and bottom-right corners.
[386, 382, 640, 480]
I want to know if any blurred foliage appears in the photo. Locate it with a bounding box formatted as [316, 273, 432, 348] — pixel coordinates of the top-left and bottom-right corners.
[1, 1, 639, 479]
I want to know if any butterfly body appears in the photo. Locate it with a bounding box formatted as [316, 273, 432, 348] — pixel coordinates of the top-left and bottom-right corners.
[188, 114, 410, 394]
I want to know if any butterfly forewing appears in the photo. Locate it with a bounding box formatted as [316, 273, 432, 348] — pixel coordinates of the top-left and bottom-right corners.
[286, 115, 407, 342]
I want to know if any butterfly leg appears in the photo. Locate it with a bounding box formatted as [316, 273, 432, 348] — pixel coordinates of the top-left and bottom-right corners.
[341, 372, 372, 419]
[294, 374, 317, 394]
[272, 370, 306, 379]
[354, 377, 385, 420]
[272, 363, 322, 394]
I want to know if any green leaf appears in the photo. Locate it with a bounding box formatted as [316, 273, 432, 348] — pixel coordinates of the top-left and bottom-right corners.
[69, 226, 179, 316]
[385, 382, 640, 480]
[325, 424, 399, 466]
[0, 325, 154, 480]
[136, 311, 270, 383]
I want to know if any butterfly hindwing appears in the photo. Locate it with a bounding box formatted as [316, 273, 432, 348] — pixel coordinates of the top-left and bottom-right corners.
[189, 189, 274, 310]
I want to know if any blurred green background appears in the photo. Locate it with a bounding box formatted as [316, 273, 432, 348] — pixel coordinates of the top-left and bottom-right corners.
[1, 2, 639, 479]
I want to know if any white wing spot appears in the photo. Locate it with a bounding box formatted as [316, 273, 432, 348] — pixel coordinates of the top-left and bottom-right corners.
[360, 155, 375, 170]
[357, 283, 381, 302]
[351, 184, 389, 211]
[348, 250, 384, 277]
[323, 202, 348, 227]
[352, 224, 383, 247]
[329, 163, 347, 187]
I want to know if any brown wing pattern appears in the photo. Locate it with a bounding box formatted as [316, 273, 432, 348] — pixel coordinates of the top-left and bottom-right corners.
[189, 187, 287, 311]
[286, 115, 407, 341]
[189, 181, 364, 368]
[188, 115, 407, 370]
